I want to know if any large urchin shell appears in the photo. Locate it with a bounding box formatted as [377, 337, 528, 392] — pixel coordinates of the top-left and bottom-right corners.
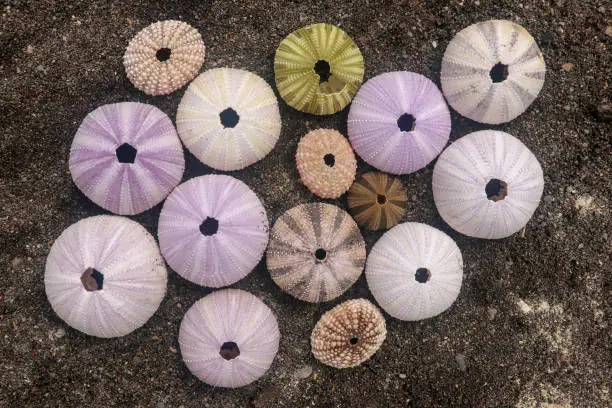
[347, 172, 408, 231]
[275, 23, 365, 115]
[45, 216, 167, 338]
[311, 299, 386, 369]
[441, 19, 546, 124]
[179, 289, 280, 388]
[296, 129, 357, 199]
[158, 175, 268, 287]
[266, 203, 366, 303]
[176, 68, 281, 171]
[348, 71, 451, 175]
[366, 222, 463, 321]
[123, 20, 205, 96]
[432, 130, 544, 239]
[69, 102, 185, 215]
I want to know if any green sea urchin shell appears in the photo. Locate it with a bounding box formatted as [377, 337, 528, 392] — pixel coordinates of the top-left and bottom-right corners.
[274, 23, 364, 115]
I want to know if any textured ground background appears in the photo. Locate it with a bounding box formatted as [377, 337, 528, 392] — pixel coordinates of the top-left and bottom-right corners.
[1, 0, 610, 407]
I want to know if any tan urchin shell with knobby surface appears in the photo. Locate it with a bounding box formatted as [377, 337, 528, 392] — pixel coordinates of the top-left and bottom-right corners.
[311, 299, 386, 368]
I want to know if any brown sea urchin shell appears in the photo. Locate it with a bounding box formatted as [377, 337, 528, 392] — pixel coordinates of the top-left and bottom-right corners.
[311, 299, 386, 368]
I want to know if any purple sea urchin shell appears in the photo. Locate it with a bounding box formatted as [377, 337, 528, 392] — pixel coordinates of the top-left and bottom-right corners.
[179, 289, 280, 388]
[69, 102, 185, 215]
[347, 72, 451, 175]
[158, 175, 269, 287]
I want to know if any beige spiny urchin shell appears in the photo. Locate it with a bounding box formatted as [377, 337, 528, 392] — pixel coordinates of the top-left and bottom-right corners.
[296, 129, 357, 199]
[311, 299, 386, 369]
[123, 20, 205, 96]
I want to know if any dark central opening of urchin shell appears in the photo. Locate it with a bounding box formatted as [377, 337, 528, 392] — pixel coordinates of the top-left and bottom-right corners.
[349, 337, 359, 345]
[200, 217, 219, 236]
[485, 178, 508, 201]
[490, 62, 509, 83]
[415, 268, 431, 283]
[156, 47, 172, 62]
[323, 154, 335, 167]
[315, 248, 327, 261]
[81, 267, 104, 291]
[397, 113, 416, 132]
[219, 342, 240, 360]
[377, 194, 387, 204]
[314, 60, 331, 83]
[220, 107, 240, 128]
[116, 143, 137, 164]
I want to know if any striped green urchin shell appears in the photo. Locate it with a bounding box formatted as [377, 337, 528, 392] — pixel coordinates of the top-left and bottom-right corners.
[274, 23, 365, 115]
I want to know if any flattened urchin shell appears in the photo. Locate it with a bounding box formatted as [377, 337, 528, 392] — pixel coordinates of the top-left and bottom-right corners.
[441, 19, 546, 124]
[266, 203, 366, 303]
[179, 289, 280, 388]
[45, 216, 167, 338]
[366, 222, 463, 321]
[432, 130, 544, 239]
[177, 68, 281, 171]
[296, 129, 357, 199]
[69, 102, 185, 215]
[158, 175, 269, 287]
[348, 72, 451, 174]
[311, 299, 386, 368]
[347, 172, 408, 230]
[123, 20, 205, 96]
[275, 23, 364, 115]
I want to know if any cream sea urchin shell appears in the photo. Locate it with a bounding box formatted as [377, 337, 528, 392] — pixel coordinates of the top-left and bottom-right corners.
[45, 215, 167, 338]
[266, 203, 366, 303]
[296, 129, 357, 199]
[311, 299, 386, 368]
[366, 222, 463, 321]
[441, 19, 546, 124]
[179, 289, 280, 388]
[432, 130, 544, 239]
[123, 20, 205, 96]
[176, 68, 281, 171]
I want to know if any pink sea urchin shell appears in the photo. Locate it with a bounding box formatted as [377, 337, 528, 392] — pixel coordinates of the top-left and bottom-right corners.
[179, 289, 280, 388]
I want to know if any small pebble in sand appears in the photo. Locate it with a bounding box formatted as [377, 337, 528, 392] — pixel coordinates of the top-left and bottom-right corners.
[294, 365, 313, 379]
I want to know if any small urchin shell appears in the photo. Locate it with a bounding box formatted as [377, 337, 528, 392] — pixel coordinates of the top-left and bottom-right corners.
[123, 20, 205, 96]
[176, 68, 281, 171]
[296, 129, 357, 199]
[366, 222, 463, 321]
[158, 175, 269, 287]
[441, 19, 546, 124]
[275, 23, 365, 115]
[45, 216, 167, 338]
[69, 102, 185, 215]
[266, 203, 366, 303]
[348, 71, 451, 174]
[432, 130, 544, 239]
[311, 299, 386, 368]
[179, 289, 280, 388]
[347, 172, 408, 230]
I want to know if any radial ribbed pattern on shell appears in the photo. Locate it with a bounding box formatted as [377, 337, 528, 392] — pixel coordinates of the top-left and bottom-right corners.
[348, 71, 451, 174]
[296, 129, 357, 199]
[69, 102, 185, 215]
[441, 19, 546, 124]
[432, 130, 544, 239]
[123, 20, 205, 96]
[275, 23, 364, 115]
[158, 175, 269, 287]
[176, 68, 281, 171]
[366, 222, 463, 321]
[45, 216, 167, 338]
[179, 289, 280, 388]
[266, 203, 366, 303]
[311, 299, 386, 368]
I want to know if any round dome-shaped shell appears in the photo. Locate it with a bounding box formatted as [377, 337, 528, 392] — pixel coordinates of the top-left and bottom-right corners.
[432, 130, 544, 239]
[348, 72, 451, 175]
[176, 68, 281, 171]
[123, 20, 205, 96]
[179, 289, 280, 388]
[311, 299, 386, 369]
[266, 203, 366, 303]
[296, 129, 357, 199]
[45, 215, 167, 338]
[347, 172, 408, 230]
[366, 222, 463, 321]
[158, 175, 269, 287]
[441, 19, 546, 124]
[69, 102, 185, 215]
[274, 23, 365, 115]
